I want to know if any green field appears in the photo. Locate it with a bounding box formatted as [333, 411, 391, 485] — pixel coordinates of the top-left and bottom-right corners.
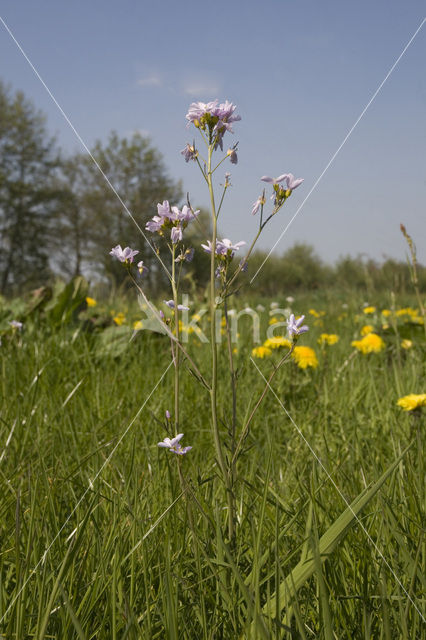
[0, 285, 425, 639]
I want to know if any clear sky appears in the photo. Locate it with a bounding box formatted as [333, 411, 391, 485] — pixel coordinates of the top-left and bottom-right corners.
[1, 1, 425, 264]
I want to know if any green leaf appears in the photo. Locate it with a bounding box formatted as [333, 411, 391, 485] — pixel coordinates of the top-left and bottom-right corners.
[259, 443, 412, 625]
[46, 276, 88, 326]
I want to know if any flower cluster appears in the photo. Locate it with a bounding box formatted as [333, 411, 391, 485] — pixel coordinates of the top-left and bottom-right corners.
[260, 173, 304, 208]
[146, 200, 200, 245]
[186, 100, 240, 149]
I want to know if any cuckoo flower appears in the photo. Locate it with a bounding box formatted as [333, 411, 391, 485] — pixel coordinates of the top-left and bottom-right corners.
[146, 201, 200, 241]
[251, 195, 266, 216]
[186, 100, 240, 149]
[284, 173, 304, 191]
[164, 300, 190, 311]
[201, 238, 246, 258]
[181, 143, 198, 163]
[109, 245, 139, 264]
[287, 314, 309, 339]
[158, 433, 192, 455]
[261, 174, 288, 185]
[171, 226, 183, 244]
[137, 260, 148, 276]
[227, 146, 238, 165]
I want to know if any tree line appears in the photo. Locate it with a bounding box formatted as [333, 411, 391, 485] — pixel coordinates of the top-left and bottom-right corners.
[0, 81, 423, 298]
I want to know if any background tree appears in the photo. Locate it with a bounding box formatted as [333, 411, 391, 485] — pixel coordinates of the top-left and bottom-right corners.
[71, 131, 183, 290]
[0, 82, 62, 294]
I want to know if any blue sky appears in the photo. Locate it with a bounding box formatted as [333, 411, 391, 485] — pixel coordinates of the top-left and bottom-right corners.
[1, 1, 425, 264]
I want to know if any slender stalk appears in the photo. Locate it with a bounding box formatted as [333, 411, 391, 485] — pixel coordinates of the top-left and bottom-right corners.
[232, 347, 294, 466]
[171, 246, 180, 434]
[224, 297, 237, 538]
[207, 142, 235, 541]
[128, 271, 211, 391]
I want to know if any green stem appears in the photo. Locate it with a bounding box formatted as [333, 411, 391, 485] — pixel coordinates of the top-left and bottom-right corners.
[224, 297, 237, 537]
[128, 272, 210, 391]
[207, 143, 235, 541]
[232, 347, 294, 466]
[171, 246, 180, 434]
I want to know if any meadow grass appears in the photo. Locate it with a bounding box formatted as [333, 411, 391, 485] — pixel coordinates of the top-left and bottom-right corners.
[0, 290, 425, 638]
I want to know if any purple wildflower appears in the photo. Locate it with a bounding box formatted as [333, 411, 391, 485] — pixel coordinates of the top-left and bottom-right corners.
[186, 100, 220, 124]
[165, 410, 171, 420]
[137, 260, 148, 276]
[185, 100, 240, 149]
[9, 320, 23, 330]
[158, 433, 192, 455]
[157, 200, 172, 218]
[287, 314, 309, 339]
[201, 238, 246, 258]
[146, 201, 200, 239]
[261, 174, 288, 185]
[285, 173, 304, 190]
[181, 143, 198, 162]
[171, 226, 183, 244]
[251, 195, 265, 216]
[145, 216, 163, 233]
[164, 300, 190, 311]
[201, 240, 214, 254]
[216, 238, 246, 256]
[109, 245, 139, 264]
[227, 147, 238, 164]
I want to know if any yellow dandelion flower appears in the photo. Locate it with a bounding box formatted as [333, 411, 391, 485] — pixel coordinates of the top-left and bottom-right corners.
[351, 333, 385, 354]
[133, 320, 143, 330]
[363, 306, 376, 314]
[361, 325, 374, 336]
[292, 346, 319, 369]
[309, 308, 320, 318]
[263, 336, 292, 350]
[113, 312, 126, 326]
[397, 393, 426, 412]
[232, 347, 238, 355]
[313, 319, 324, 327]
[410, 316, 424, 325]
[381, 309, 391, 317]
[86, 296, 97, 307]
[269, 316, 279, 325]
[252, 346, 272, 358]
[401, 339, 413, 350]
[318, 333, 339, 346]
[396, 307, 417, 317]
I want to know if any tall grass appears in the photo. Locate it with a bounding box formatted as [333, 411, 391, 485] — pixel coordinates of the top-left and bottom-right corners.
[0, 291, 424, 638]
